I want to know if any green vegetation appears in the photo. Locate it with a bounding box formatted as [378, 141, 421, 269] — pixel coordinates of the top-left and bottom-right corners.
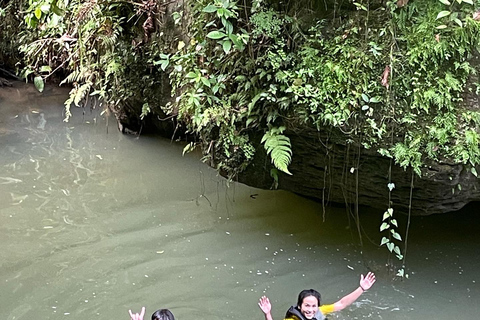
[3, 0, 479, 176]
[2, 0, 480, 276]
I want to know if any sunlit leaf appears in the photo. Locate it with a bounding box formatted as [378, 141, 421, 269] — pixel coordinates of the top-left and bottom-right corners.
[436, 11, 451, 19]
[40, 4, 50, 13]
[222, 40, 232, 53]
[438, 0, 451, 4]
[391, 219, 398, 227]
[394, 245, 402, 256]
[35, 7, 42, 19]
[229, 33, 241, 47]
[387, 242, 394, 252]
[361, 93, 369, 102]
[392, 231, 402, 241]
[206, 30, 227, 39]
[202, 4, 218, 13]
[380, 237, 390, 246]
[200, 77, 211, 87]
[471, 167, 478, 177]
[34, 76, 44, 92]
[40, 65, 52, 73]
[380, 222, 390, 231]
[225, 21, 233, 35]
[160, 60, 169, 71]
[382, 211, 390, 221]
[186, 71, 197, 79]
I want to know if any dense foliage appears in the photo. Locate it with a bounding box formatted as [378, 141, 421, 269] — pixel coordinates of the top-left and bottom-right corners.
[167, 0, 480, 179]
[1, 0, 480, 178]
[1, 0, 478, 174]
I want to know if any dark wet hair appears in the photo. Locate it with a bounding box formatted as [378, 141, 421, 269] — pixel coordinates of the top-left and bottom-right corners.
[151, 309, 175, 320]
[297, 289, 322, 307]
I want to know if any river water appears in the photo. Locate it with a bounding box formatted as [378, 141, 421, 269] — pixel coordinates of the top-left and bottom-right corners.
[0, 83, 479, 320]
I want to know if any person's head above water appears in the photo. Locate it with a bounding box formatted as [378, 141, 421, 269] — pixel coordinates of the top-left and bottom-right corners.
[297, 289, 321, 307]
[296, 289, 322, 319]
[151, 309, 175, 320]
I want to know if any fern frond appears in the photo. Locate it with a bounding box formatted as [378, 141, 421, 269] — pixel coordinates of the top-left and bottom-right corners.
[74, 82, 92, 106]
[261, 126, 292, 175]
[60, 66, 92, 85]
[60, 70, 81, 85]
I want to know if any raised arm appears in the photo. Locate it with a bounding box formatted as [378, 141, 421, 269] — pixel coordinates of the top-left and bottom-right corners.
[258, 296, 274, 320]
[332, 272, 376, 312]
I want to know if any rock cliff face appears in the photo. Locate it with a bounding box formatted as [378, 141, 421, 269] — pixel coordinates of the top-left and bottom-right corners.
[236, 127, 480, 215]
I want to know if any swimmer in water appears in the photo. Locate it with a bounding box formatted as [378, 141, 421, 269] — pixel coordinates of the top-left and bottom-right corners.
[258, 272, 376, 320]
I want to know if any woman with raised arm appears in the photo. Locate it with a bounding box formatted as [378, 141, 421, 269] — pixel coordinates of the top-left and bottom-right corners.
[258, 272, 376, 320]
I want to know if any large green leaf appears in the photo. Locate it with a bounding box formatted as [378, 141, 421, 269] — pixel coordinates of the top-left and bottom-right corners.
[222, 40, 232, 53]
[34, 7, 42, 19]
[386, 242, 394, 252]
[436, 11, 451, 19]
[380, 237, 390, 246]
[206, 30, 227, 40]
[202, 4, 218, 13]
[34, 76, 44, 93]
[391, 230, 403, 241]
[380, 222, 390, 231]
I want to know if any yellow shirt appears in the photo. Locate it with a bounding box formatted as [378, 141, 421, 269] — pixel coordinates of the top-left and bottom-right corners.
[284, 304, 335, 320]
[320, 304, 335, 314]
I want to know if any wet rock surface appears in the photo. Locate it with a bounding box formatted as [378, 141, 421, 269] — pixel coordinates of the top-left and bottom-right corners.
[236, 127, 480, 215]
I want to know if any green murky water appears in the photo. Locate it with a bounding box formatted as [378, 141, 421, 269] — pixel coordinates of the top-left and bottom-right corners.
[1, 83, 479, 320]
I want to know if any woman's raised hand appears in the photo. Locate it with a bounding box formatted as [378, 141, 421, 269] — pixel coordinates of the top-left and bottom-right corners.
[360, 272, 376, 291]
[258, 296, 272, 314]
[129, 307, 146, 320]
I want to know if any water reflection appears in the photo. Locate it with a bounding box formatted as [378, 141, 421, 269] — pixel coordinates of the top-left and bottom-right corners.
[0, 83, 479, 320]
